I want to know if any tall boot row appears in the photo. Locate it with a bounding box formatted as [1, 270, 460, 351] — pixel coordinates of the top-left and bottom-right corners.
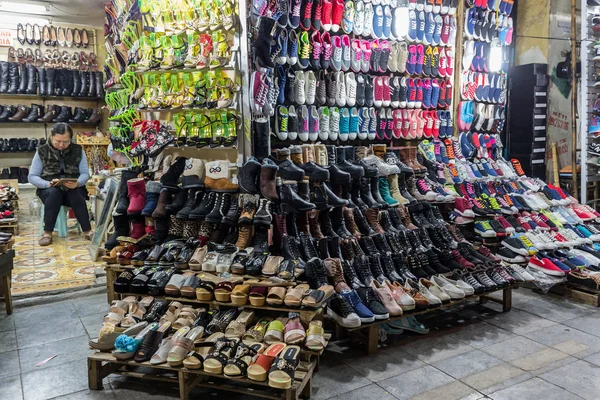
[0, 61, 104, 98]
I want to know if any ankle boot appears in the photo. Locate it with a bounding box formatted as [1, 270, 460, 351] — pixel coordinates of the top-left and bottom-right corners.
[409, 147, 427, 174]
[370, 177, 388, 208]
[312, 182, 349, 209]
[71, 70, 80, 97]
[286, 212, 299, 237]
[388, 174, 409, 205]
[46, 68, 55, 95]
[26, 65, 37, 94]
[176, 188, 202, 220]
[343, 207, 361, 237]
[53, 106, 71, 122]
[105, 214, 130, 249]
[353, 207, 376, 235]
[115, 169, 140, 215]
[350, 179, 367, 208]
[130, 220, 146, 239]
[275, 157, 305, 181]
[16, 64, 27, 94]
[37, 67, 46, 95]
[272, 212, 287, 252]
[0, 62, 8, 93]
[69, 107, 86, 123]
[360, 177, 380, 209]
[260, 159, 279, 201]
[88, 71, 96, 97]
[297, 179, 311, 201]
[166, 188, 190, 215]
[204, 193, 230, 224]
[190, 191, 216, 220]
[38, 104, 57, 122]
[336, 146, 364, 179]
[308, 209, 324, 239]
[366, 208, 385, 234]
[254, 16, 276, 68]
[398, 173, 416, 203]
[160, 157, 187, 189]
[86, 108, 101, 124]
[79, 71, 89, 97]
[22, 104, 42, 122]
[239, 156, 261, 194]
[398, 205, 418, 229]
[300, 145, 329, 181]
[141, 181, 162, 217]
[8, 105, 29, 122]
[319, 209, 337, 237]
[253, 117, 270, 161]
[280, 181, 316, 213]
[379, 177, 399, 206]
[0, 105, 16, 122]
[96, 71, 104, 98]
[331, 206, 353, 238]
[254, 198, 273, 225]
[126, 178, 147, 215]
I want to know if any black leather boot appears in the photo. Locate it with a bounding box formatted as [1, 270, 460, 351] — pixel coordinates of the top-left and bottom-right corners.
[26, 65, 37, 94]
[0, 62, 8, 93]
[53, 106, 71, 122]
[115, 169, 140, 215]
[69, 107, 86, 123]
[336, 146, 364, 179]
[0, 105, 16, 121]
[22, 104, 42, 122]
[72, 70, 81, 97]
[17, 63, 27, 94]
[312, 183, 349, 209]
[8, 105, 29, 121]
[7, 63, 18, 94]
[96, 71, 104, 98]
[46, 68, 55, 95]
[88, 71, 96, 97]
[253, 16, 276, 68]
[37, 67, 46, 96]
[280, 181, 316, 213]
[370, 177, 388, 208]
[360, 177, 380, 209]
[79, 71, 89, 97]
[53, 69, 63, 96]
[38, 105, 57, 122]
[62, 69, 72, 96]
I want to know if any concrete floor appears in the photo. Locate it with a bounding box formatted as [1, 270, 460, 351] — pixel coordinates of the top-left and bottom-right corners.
[1, 287, 600, 400]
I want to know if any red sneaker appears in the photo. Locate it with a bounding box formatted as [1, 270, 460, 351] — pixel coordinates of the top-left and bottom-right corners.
[454, 197, 475, 218]
[527, 255, 566, 276]
[321, 0, 333, 30]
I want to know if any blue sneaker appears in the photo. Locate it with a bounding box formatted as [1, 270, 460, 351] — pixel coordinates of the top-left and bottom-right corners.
[383, 5, 392, 39]
[465, 7, 476, 37]
[358, 107, 369, 140]
[422, 79, 432, 108]
[444, 111, 453, 137]
[459, 132, 475, 159]
[416, 10, 425, 42]
[431, 79, 440, 108]
[287, 30, 298, 65]
[433, 14, 443, 45]
[438, 139, 449, 163]
[276, 66, 286, 104]
[340, 290, 375, 323]
[373, 5, 384, 39]
[469, 163, 482, 178]
[424, 12, 435, 44]
[339, 107, 350, 140]
[408, 10, 418, 42]
[481, 161, 498, 176]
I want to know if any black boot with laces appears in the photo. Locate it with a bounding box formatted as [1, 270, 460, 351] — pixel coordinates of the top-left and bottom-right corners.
[343, 259, 365, 289]
[426, 249, 451, 274]
[300, 234, 319, 260]
[372, 233, 392, 254]
[393, 253, 418, 282]
[353, 256, 375, 286]
[379, 210, 399, 234]
[380, 253, 404, 282]
[353, 207, 375, 236]
[305, 257, 330, 289]
[387, 208, 407, 231]
[359, 235, 380, 256]
[368, 256, 389, 284]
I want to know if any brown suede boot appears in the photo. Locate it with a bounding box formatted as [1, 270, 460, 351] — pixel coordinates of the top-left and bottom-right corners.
[397, 205, 417, 229]
[204, 160, 239, 192]
[340, 239, 355, 260]
[409, 147, 426, 173]
[151, 189, 171, 219]
[398, 147, 416, 171]
[235, 225, 253, 249]
[324, 258, 349, 293]
[372, 144, 387, 159]
[308, 209, 324, 239]
[260, 161, 279, 201]
[343, 207, 361, 237]
[388, 175, 409, 205]
[365, 208, 385, 234]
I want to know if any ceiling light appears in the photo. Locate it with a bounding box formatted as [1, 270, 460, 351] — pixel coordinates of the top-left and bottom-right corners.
[0, 15, 49, 25]
[0, 1, 49, 14]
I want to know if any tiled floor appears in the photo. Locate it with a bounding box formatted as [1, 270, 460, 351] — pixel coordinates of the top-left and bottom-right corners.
[1, 287, 599, 400]
[10, 188, 101, 296]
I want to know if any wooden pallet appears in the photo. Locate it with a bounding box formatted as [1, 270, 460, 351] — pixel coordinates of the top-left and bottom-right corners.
[88, 352, 315, 400]
[0, 219, 18, 235]
[550, 284, 600, 307]
[336, 286, 515, 355]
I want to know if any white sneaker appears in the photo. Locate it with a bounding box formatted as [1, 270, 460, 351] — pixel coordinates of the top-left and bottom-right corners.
[506, 264, 536, 282]
[534, 229, 558, 250]
[336, 71, 347, 106]
[462, 39, 475, 71]
[329, 106, 340, 140]
[354, 0, 365, 36]
[416, 279, 444, 305]
[305, 70, 316, 105]
[398, 42, 408, 73]
[431, 276, 466, 299]
[345, 72, 357, 107]
[319, 106, 330, 140]
[295, 71, 306, 104]
[525, 231, 547, 250]
[392, 5, 408, 40]
[363, 3, 374, 37]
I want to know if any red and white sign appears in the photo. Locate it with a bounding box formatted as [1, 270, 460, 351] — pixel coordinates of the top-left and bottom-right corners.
[0, 30, 13, 46]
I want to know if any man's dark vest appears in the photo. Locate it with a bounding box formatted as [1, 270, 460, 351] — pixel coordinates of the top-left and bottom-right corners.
[37, 142, 83, 181]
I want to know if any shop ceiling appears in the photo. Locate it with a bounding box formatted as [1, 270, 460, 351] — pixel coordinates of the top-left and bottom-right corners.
[0, 0, 105, 28]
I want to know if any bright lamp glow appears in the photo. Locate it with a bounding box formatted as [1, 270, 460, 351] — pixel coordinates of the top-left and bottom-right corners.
[0, 2, 49, 13]
[489, 40, 502, 73]
[0, 15, 49, 24]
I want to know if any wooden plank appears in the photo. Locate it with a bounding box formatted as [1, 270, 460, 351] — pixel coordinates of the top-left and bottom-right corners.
[561, 287, 600, 307]
[0, 273, 12, 315]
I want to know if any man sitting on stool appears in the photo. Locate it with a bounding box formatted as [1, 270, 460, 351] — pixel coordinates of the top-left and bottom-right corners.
[28, 122, 93, 246]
